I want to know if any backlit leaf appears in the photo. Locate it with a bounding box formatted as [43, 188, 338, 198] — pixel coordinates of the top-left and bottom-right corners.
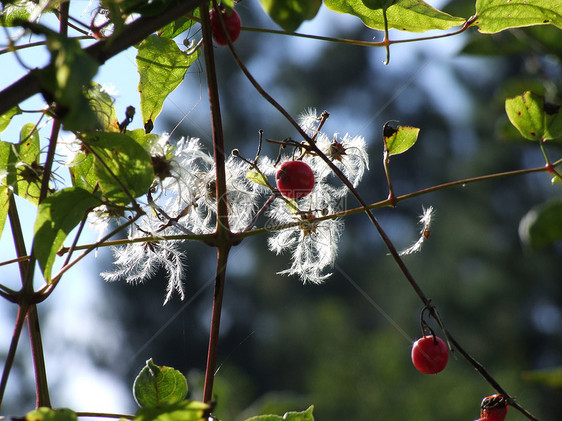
[134, 359, 188, 408]
[246, 170, 270, 188]
[383, 124, 420, 155]
[0, 106, 22, 133]
[474, 0, 562, 34]
[134, 400, 209, 421]
[85, 82, 120, 132]
[505, 91, 562, 140]
[137, 35, 200, 127]
[0, 186, 10, 239]
[33, 187, 102, 282]
[71, 132, 154, 204]
[259, 0, 322, 31]
[245, 406, 315, 421]
[26, 407, 77, 421]
[324, 0, 465, 32]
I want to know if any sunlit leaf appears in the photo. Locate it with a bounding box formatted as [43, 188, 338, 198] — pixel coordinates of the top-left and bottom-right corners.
[85, 82, 120, 132]
[324, 0, 465, 32]
[519, 199, 562, 249]
[71, 132, 154, 204]
[245, 405, 315, 421]
[26, 407, 77, 421]
[259, 0, 322, 31]
[137, 35, 200, 127]
[134, 359, 188, 408]
[383, 124, 420, 155]
[158, 13, 199, 38]
[0, 3, 31, 27]
[474, 0, 562, 34]
[0, 186, 10, 239]
[505, 91, 562, 140]
[0, 124, 43, 205]
[33, 187, 102, 282]
[246, 170, 270, 188]
[134, 400, 210, 421]
[33, 23, 100, 131]
[0, 106, 22, 133]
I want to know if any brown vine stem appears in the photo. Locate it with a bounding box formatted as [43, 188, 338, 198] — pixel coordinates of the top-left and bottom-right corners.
[0, 304, 29, 409]
[189, 14, 477, 50]
[200, 2, 234, 404]
[3, 191, 51, 408]
[226, 35, 541, 421]
[50, 159, 562, 260]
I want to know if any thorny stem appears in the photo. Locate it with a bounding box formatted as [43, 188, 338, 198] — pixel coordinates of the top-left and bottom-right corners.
[226, 37, 542, 421]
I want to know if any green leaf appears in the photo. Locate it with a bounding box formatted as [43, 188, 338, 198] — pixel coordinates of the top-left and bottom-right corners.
[34, 24, 100, 131]
[246, 170, 270, 188]
[26, 407, 77, 421]
[505, 91, 562, 140]
[71, 132, 154, 204]
[523, 366, 562, 388]
[0, 3, 31, 27]
[33, 187, 101, 282]
[0, 124, 43, 205]
[519, 199, 562, 249]
[85, 82, 120, 132]
[474, 0, 562, 34]
[137, 35, 200, 128]
[285, 197, 299, 213]
[0, 186, 10, 239]
[245, 406, 314, 421]
[259, 0, 322, 31]
[0, 106, 22, 133]
[133, 359, 188, 408]
[324, 0, 465, 32]
[128, 128, 164, 153]
[383, 124, 420, 155]
[134, 400, 210, 421]
[158, 13, 199, 38]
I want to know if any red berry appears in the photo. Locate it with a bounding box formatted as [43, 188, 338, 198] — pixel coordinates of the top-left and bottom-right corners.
[481, 394, 508, 421]
[411, 335, 449, 374]
[275, 160, 315, 199]
[209, 8, 241, 46]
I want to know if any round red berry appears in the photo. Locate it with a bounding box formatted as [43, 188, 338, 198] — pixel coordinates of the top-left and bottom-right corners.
[209, 8, 241, 46]
[275, 160, 315, 199]
[411, 335, 449, 374]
